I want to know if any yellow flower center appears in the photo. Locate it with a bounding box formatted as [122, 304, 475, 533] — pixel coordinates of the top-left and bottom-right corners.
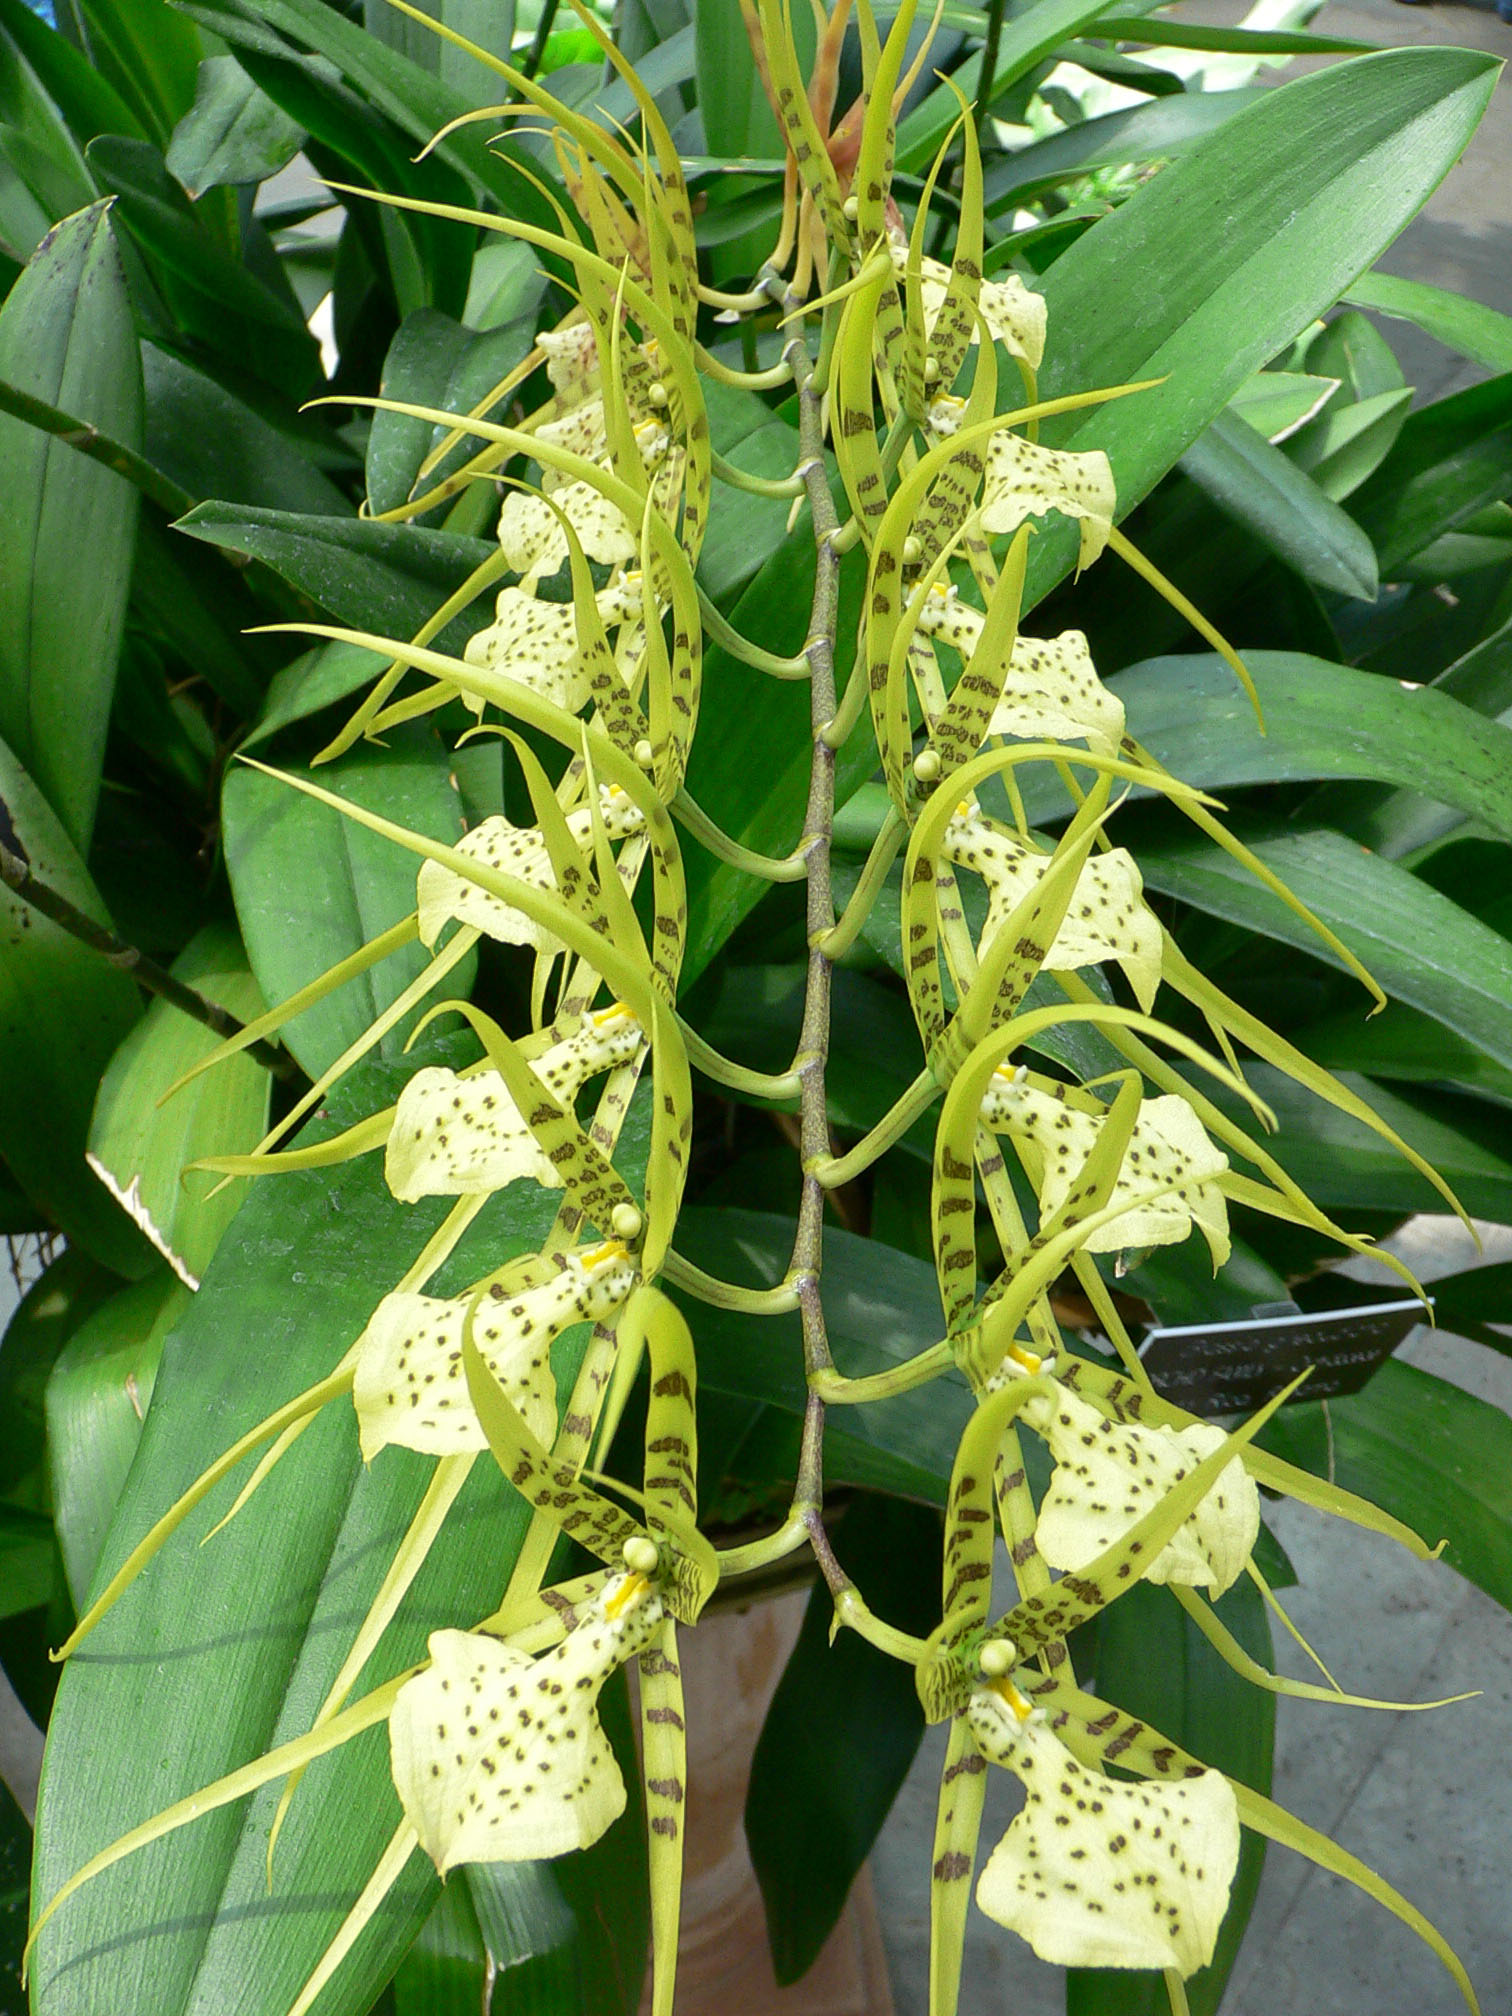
[605, 1570, 652, 1620]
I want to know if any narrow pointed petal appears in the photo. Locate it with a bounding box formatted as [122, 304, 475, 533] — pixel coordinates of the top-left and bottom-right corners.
[918, 591, 1124, 754]
[415, 791, 644, 949]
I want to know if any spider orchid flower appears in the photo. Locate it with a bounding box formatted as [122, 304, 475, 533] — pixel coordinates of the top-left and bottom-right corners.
[916, 585, 1125, 756]
[942, 800, 1162, 1012]
[1005, 1379, 1260, 1596]
[927, 394, 1116, 570]
[888, 242, 1047, 370]
[979, 1069, 1230, 1264]
[463, 570, 653, 714]
[390, 1556, 665, 1873]
[416, 785, 646, 951]
[500, 397, 684, 577]
[352, 1239, 638, 1461]
[965, 1661, 1240, 1975]
[385, 1006, 645, 1203]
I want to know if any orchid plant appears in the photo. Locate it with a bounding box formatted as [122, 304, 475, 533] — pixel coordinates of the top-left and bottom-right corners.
[22, 4, 1490, 2014]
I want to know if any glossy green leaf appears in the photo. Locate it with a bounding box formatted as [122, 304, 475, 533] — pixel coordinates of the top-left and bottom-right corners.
[172, 0, 562, 242]
[87, 135, 320, 394]
[1022, 652, 1512, 840]
[0, 1245, 119, 1500]
[1207, 1066, 1512, 1220]
[1345, 271, 1512, 377]
[223, 726, 473, 1079]
[31, 1046, 651, 2016]
[1228, 370, 1340, 444]
[0, 740, 150, 1273]
[46, 1268, 189, 1607]
[0, 0, 145, 147]
[1408, 1261, 1512, 1357]
[1304, 1001, 1512, 1107]
[896, 0, 1153, 174]
[1261, 1358, 1512, 1613]
[164, 54, 303, 195]
[86, 923, 271, 1289]
[1139, 820, 1512, 1073]
[695, 0, 780, 158]
[390, 1878, 488, 2016]
[244, 639, 396, 750]
[1066, 1576, 1273, 2016]
[1303, 307, 1405, 405]
[1091, 16, 1372, 53]
[365, 304, 538, 518]
[1286, 385, 1412, 501]
[1180, 407, 1378, 600]
[1349, 372, 1512, 571]
[986, 89, 1266, 212]
[1029, 48, 1501, 604]
[0, 200, 140, 853]
[141, 343, 353, 517]
[70, 0, 202, 148]
[746, 1494, 939, 1984]
[176, 502, 495, 656]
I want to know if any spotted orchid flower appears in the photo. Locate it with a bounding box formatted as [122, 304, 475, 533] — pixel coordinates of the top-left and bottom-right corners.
[928, 394, 1116, 570]
[385, 1006, 645, 1203]
[979, 1069, 1230, 1264]
[351, 1239, 638, 1461]
[942, 800, 1162, 1012]
[916, 585, 1125, 756]
[500, 415, 683, 578]
[965, 1663, 1240, 1975]
[416, 786, 646, 952]
[390, 1557, 665, 1873]
[1012, 1382, 1260, 1595]
[463, 571, 651, 715]
[888, 243, 1048, 369]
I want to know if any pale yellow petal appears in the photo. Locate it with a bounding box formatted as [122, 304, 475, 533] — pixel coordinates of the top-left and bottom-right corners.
[968, 1693, 1239, 1975]
[1024, 1387, 1259, 1595]
[918, 593, 1124, 754]
[391, 1579, 662, 1871]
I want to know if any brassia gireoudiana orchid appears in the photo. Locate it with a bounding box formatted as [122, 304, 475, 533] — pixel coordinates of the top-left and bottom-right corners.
[26, 4, 1485, 2013]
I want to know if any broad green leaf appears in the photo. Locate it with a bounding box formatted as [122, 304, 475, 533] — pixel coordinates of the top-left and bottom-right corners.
[141, 342, 353, 517]
[1206, 1065, 1512, 1220]
[1228, 370, 1340, 443]
[0, 1245, 119, 1500]
[986, 89, 1267, 213]
[245, 639, 398, 750]
[172, 0, 562, 241]
[1180, 407, 1377, 600]
[45, 1268, 190, 1607]
[164, 53, 303, 195]
[223, 726, 473, 1079]
[1066, 1576, 1274, 2016]
[1091, 16, 1371, 52]
[70, 0, 202, 148]
[365, 305, 538, 518]
[1348, 372, 1512, 571]
[896, 0, 1155, 173]
[1019, 652, 1512, 840]
[1137, 818, 1512, 1073]
[1302, 306, 1406, 405]
[390, 1878, 488, 2016]
[746, 1495, 939, 1984]
[1401, 1260, 1512, 1357]
[0, 200, 140, 853]
[0, 1501, 53, 1620]
[1029, 48, 1501, 604]
[1304, 1001, 1512, 1106]
[1345, 271, 1512, 377]
[0, 739, 150, 1273]
[0, 0, 145, 146]
[176, 502, 495, 657]
[31, 1045, 651, 2016]
[86, 922, 271, 1289]
[87, 134, 320, 395]
[1261, 1358, 1512, 1613]
[694, 0, 780, 158]
[1286, 384, 1411, 500]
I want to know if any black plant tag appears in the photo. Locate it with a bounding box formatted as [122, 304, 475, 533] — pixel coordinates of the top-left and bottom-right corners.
[1138, 1299, 1425, 1419]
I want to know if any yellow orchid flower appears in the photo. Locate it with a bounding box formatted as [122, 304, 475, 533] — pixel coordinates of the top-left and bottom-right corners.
[928, 392, 1116, 569]
[888, 240, 1047, 369]
[917, 585, 1126, 755]
[966, 1668, 1240, 1975]
[463, 570, 651, 714]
